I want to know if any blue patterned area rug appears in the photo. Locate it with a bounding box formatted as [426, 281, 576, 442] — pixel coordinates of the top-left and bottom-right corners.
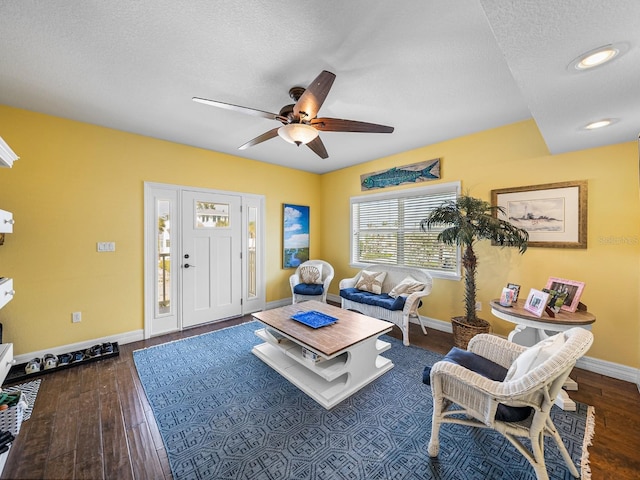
[133, 321, 594, 480]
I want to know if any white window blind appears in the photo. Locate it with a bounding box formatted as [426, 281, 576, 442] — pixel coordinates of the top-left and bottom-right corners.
[350, 181, 460, 277]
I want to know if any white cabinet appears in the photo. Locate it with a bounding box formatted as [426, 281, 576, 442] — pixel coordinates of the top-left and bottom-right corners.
[0, 279, 15, 478]
[0, 210, 13, 234]
[0, 166, 18, 475]
[0, 278, 14, 311]
[0, 254, 16, 387]
[0, 344, 13, 387]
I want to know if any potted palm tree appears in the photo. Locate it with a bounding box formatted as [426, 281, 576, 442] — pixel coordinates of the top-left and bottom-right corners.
[421, 195, 529, 349]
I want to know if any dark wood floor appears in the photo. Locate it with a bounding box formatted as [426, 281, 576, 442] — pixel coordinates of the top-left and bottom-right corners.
[1, 315, 639, 479]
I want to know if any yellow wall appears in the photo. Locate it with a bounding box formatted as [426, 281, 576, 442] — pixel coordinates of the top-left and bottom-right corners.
[0, 106, 322, 354]
[322, 119, 640, 369]
[1, 106, 639, 371]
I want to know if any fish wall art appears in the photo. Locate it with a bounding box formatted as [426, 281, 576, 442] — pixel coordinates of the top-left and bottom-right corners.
[360, 158, 440, 191]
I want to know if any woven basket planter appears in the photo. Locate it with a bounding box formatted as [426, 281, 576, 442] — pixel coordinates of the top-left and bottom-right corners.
[451, 316, 491, 350]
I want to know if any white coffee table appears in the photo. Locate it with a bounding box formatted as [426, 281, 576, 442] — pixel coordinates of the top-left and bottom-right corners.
[251, 301, 393, 409]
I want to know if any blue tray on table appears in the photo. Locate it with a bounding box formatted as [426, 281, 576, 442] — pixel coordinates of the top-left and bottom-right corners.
[291, 311, 338, 328]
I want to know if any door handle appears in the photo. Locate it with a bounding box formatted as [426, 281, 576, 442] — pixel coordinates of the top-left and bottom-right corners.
[184, 263, 196, 268]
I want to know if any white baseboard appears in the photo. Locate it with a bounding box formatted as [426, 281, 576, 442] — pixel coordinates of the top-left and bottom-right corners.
[266, 298, 292, 310]
[13, 329, 144, 365]
[259, 294, 640, 391]
[327, 293, 341, 305]
[413, 315, 452, 333]
[576, 355, 640, 386]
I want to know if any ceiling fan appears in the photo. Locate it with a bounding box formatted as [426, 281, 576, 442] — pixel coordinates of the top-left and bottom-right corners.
[192, 70, 394, 159]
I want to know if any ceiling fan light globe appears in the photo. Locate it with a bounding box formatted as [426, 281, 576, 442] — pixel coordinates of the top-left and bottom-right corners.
[278, 124, 318, 146]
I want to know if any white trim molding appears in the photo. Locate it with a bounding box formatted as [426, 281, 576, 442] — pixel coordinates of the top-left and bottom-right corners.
[576, 355, 640, 385]
[409, 315, 639, 384]
[13, 329, 144, 365]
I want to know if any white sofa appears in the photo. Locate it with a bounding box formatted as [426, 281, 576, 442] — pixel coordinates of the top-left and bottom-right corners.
[339, 264, 433, 346]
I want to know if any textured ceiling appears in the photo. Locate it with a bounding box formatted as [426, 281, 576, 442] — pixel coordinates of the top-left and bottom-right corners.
[1, 0, 638, 174]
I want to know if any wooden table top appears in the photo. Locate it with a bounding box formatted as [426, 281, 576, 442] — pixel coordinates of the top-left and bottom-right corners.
[251, 301, 392, 356]
[490, 299, 596, 326]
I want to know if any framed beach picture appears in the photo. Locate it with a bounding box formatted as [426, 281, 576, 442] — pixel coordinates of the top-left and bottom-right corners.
[544, 277, 585, 312]
[491, 181, 588, 248]
[524, 288, 550, 317]
[282, 204, 310, 268]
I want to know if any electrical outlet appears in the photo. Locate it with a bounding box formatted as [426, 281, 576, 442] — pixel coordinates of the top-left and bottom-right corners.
[72, 311, 82, 323]
[475, 301, 482, 311]
[97, 242, 116, 252]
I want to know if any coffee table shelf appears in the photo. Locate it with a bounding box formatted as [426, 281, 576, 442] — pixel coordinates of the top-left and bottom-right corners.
[256, 328, 350, 381]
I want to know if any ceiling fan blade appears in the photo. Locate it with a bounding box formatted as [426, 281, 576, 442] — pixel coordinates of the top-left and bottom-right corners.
[306, 136, 329, 159]
[238, 127, 280, 150]
[311, 117, 394, 133]
[193, 97, 281, 121]
[293, 70, 336, 120]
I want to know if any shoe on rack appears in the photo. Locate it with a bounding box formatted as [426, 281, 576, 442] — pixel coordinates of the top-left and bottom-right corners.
[25, 358, 42, 374]
[58, 353, 73, 365]
[43, 353, 58, 370]
[101, 342, 114, 355]
[85, 344, 102, 358]
[70, 351, 85, 363]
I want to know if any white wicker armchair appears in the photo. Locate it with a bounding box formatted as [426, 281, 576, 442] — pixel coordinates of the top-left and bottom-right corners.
[289, 260, 334, 304]
[427, 327, 594, 480]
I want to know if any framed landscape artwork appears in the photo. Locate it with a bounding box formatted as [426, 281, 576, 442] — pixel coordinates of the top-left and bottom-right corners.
[491, 181, 587, 248]
[282, 204, 310, 268]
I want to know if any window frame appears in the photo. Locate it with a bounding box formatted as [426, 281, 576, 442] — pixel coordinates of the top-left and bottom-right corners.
[349, 180, 461, 280]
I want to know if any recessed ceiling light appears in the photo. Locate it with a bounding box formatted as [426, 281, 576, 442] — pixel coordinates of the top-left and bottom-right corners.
[583, 118, 616, 130]
[569, 43, 627, 71]
[577, 48, 618, 69]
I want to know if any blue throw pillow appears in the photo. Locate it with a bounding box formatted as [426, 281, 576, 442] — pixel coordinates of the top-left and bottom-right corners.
[423, 347, 532, 422]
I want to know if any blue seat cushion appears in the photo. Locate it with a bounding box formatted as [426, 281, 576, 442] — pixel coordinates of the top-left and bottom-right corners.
[340, 288, 406, 311]
[423, 347, 533, 422]
[294, 283, 324, 296]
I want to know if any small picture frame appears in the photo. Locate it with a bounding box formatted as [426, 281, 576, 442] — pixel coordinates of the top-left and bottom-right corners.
[524, 288, 550, 317]
[506, 283, 521, 302]
[543, 288, 569, 314]
[499, 287, 515, 307]
[544, 277, 585, 312]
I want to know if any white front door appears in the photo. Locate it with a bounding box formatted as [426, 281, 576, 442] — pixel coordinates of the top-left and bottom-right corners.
[181, 190, 242, 327]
